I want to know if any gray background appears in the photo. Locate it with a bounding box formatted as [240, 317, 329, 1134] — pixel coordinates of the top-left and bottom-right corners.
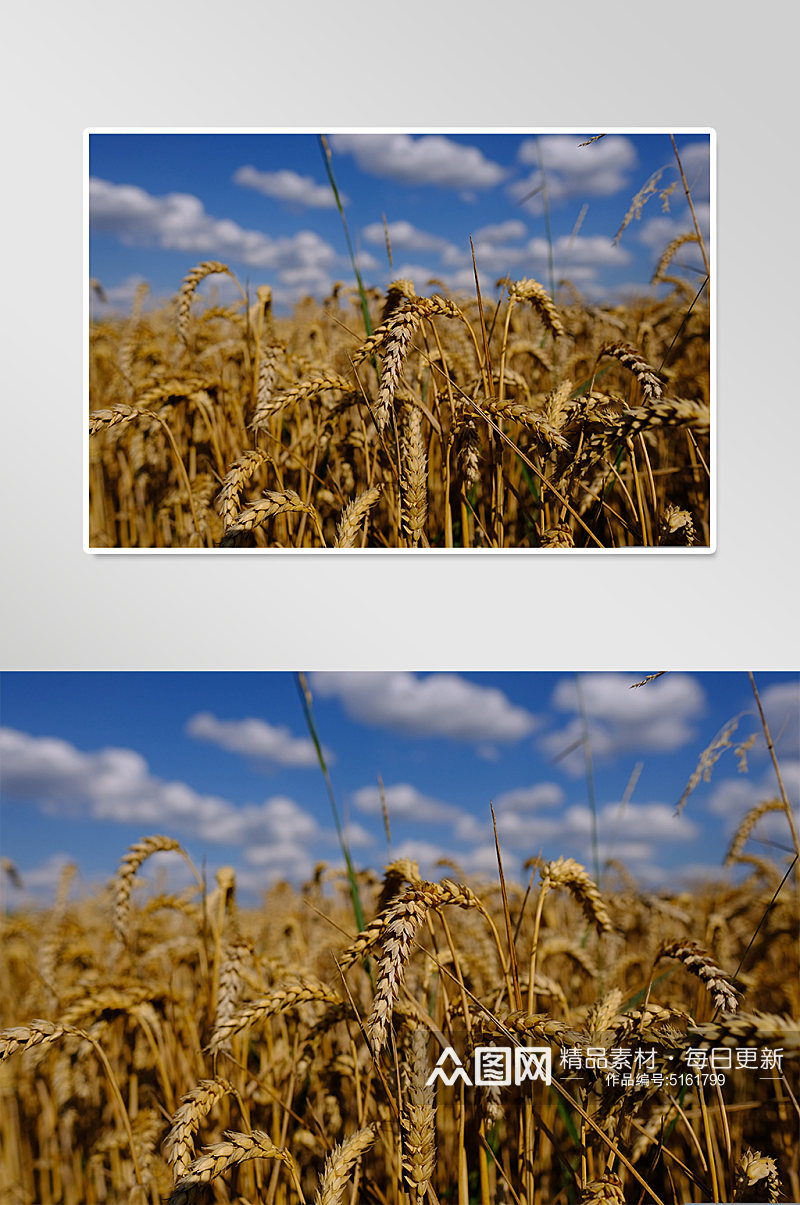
[3, 2, 798, 670]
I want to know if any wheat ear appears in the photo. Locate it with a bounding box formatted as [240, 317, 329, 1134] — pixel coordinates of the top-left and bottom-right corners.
[167, 1130, 293, 1205]
[578, 1172, 625, 1203]
[334, 485, 382, 548]
[164, 1079, 236, 1180]
[401, 1029, 436, 1204]
[112, 836, 186, 943]
[177, 261, 233, 346]
[541, 857, 613, 934]
[400, 403, 427, 546]
[733, 1149, 781, 1203]
[367, 880, 484, 1052]
[658, 940, 739, 1013]
[315, 1127, 375, 1205]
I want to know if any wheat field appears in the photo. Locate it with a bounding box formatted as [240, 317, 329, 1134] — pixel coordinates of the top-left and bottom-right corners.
[2, 815, 796, 1205]
[88, 256, 710, 550]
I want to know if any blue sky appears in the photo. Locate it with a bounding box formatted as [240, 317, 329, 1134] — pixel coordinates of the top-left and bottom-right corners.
[88, 131, 712, 315]
[1, 672, 795, 908]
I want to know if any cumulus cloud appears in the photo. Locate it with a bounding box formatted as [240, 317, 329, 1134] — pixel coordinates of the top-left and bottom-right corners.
[637, 204, 711, 252]
[708, 760, 800, 827]
[90, 274, 151, 314]
[760, 680, 800, 760]
[352, 782, 460, 823]
[1, 853, 78, 907]
[494, 783, 564, 811]
[89, 178, 339, 277]
[472, 219, 528, 243]
[490, 799, 698, 877]
[675, 140, 711, 202]
[309, 672, 538, 742]
[233, 165, 340, 208]
[329, 134, 506, 189]
[362, 219, 454, 255]
[185, 712, 327, 768]
[440, 230, 631, 289]
[0, 727, 320, 850]
[541, 673, 706, 771]
[512, 135, 637, 208]
[388, 839, 502, 881]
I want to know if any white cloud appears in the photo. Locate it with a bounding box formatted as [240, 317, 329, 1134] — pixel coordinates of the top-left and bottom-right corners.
[362, 220, 453, 254]
[1, 852, 78, 907]
[329, 134, 506, 189]
[708, 760, 800, 829]
[674, 140, 711, 202]
[494, 783, 564, 811]
[388, 839, 500, 881]
[439, 231, 631, 290]
[760, 680, 800, 760]
[352, 782, 459, 823]
[91, 274, 150, 314]
[0, 727, 320, 849]
[512, 135, 638, 207]
[472, 220, 527, 243]
[89, 178, 339, 278]
[233, 164, 340, 208]
[309, 672, 537, 742]
[637, 204, 711, 252]
[541, 673, 706, 771]
[185, 711, 326, 767]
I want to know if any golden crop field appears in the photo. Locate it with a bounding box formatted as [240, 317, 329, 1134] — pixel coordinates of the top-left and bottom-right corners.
[3, 809, 796, 1204]
[88, 255, 710, 550]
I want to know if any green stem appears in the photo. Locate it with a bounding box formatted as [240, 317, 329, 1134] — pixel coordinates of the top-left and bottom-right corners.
[295, 673, 365, 934]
